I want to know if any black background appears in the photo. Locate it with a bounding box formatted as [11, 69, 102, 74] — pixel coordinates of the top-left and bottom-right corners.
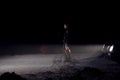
[0, 3, 119, 44]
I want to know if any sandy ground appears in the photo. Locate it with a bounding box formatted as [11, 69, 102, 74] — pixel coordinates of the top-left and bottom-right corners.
[0, 44, 103, 74]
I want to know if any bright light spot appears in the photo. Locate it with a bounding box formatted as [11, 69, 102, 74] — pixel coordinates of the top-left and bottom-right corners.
[109, 45, 114, 52]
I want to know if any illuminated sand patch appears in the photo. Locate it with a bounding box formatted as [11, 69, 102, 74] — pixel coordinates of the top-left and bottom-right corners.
[0, 45, 103, 74]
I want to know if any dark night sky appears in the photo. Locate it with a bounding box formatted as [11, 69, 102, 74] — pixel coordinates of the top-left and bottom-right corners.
[0, 4, 119, 44]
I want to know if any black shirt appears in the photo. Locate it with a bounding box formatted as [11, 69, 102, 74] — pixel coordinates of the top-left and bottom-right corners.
[63, 28, 69, 44]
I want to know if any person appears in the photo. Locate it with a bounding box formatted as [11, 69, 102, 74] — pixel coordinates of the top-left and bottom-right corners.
[63, 24, 71, 62]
